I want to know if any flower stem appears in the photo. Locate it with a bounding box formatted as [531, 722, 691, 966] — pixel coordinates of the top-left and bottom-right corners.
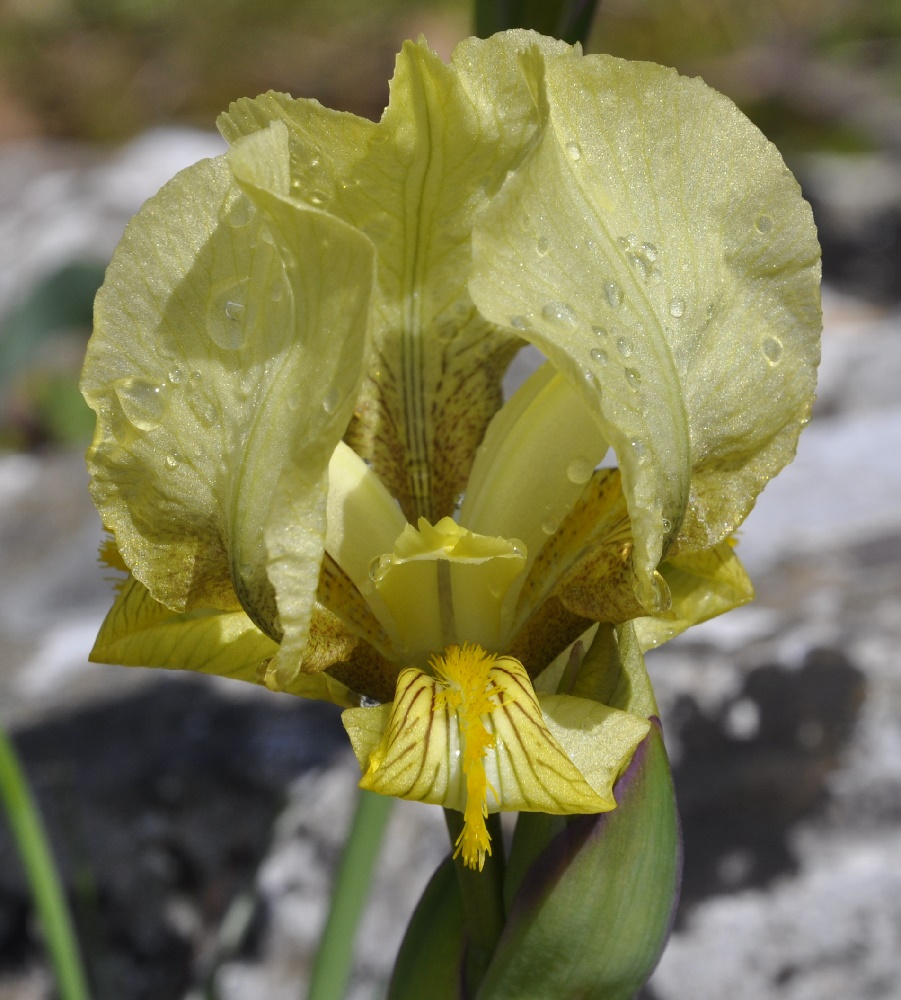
[443, 808, 506, 993]
[0, 724, 91, 1000]
[307, 789, 393, 1000]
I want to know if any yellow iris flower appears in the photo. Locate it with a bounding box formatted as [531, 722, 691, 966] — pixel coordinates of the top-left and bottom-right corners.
[81, 31, 820, 868]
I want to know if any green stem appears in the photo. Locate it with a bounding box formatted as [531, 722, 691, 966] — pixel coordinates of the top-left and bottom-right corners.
[474, 0, 602, 45]
[0, 725, 90, 1000]
[444, 809, 506, 993]
[306, 789, 393, 1000]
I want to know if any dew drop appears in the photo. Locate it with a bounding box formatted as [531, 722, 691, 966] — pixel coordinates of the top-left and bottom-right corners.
[208, 282, 254, 350]
[761, 335, 783, 365]
[165, 453, 179, 468]
[627, 253, 649, 279]
[509, 315, 530, 330]
[565, 141, 582, 161]
[322, 388, 340, 414]
[591, 325, 606, 338]
[287, 391, 301, 412]
[616, 336, 632, 358]
[368, 554, 390, 583]
[662, 517, 672, 531]
[201, 404, 218, 425]
[113, 377, 166, 431]
[631, 438, 648, 462]
[566, 457, 593, 485]
[542, 301, 578, 324]
[541, 520, 556, 536]
[590, 347, 608, 365]
[625, 367, 642, 389]
[669, 296, 685, 318]
[605, 282, 622, 308]
[755, 215, 773, 233]
[510, 541, 526, 558]
[537, 236, 549, 256]
[641, 242, 658, 262]
[270, 280, 285, 302]
[168, 368, 183, 384]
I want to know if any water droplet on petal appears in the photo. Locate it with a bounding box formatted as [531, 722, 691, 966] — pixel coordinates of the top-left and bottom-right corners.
[616, 336, 632, 357]
[168, 368, 182, 384]
[165, 453, 179, 468]
[641, 242, 658, 262]
[208, 282, 255, 350]
[542, 301, 578, 324]
[566, 457, 593, 485]
[592, 325, 607, 338]
[605, 282, 622, 308]
[631, 438, 648, 462]
[669, 296, 685, 318]
[565, 141, 582, 161]
[541, 520, 556, 536]
[537, 236, 549, 256]
[627, 253, 649, 279]
[625, 367, 642, 389]
[755, 215, 773, 233]
[761, 336, 783, 365]
[590, 347, 608, 365]
[509, 315, 530, 330]
[113, 377, 166, 431]
[322, 388, 340, 414]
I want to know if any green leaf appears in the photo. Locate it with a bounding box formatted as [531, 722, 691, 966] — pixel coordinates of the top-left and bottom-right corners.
[470, 43, 821, 610]
[388, 857, 466, 1000]
[477, 722, 680, 1000]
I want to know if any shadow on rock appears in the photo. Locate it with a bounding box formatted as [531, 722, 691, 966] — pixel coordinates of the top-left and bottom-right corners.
[0, 678, 347, 1000]
[669, 646, 866, 918]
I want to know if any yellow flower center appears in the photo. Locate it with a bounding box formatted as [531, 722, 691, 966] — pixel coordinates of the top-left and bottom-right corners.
[433, 643, 502, 870]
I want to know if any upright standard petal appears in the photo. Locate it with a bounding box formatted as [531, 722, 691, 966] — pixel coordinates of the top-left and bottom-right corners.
[470, 36, 821, 608]
[219, 35, 575, 522]
[82, 122, 375, 689]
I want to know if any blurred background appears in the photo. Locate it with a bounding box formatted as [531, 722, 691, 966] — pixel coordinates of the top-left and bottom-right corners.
[0, 1, 899, 998]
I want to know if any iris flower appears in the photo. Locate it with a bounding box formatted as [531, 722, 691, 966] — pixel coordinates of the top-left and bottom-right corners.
[81, 31, 820, 868]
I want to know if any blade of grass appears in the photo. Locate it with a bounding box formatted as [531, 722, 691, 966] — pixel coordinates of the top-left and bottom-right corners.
[0, 724, 91, 1000]
[306, 789, 393, 1000]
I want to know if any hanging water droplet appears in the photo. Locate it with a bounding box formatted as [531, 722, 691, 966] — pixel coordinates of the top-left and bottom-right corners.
[761, 336, 783, 365]
[510, 541, 526, 558]
[113, 377, 166, 431]
[566, 457, 593, 485]
[368, 554, 390, 583]
[590, 347, 608, 365]
[322, 388, 340, 414]
[669, 297, 685, 318]
[605, 282, 622, 308]
[616, 336, 632, 357]
[509, 315, 530, 330]
[542, 301, 578, 324]
[755, 215, 773, 234]
[565, 141, 582, 161]
[625, 367, 642, 389]
[537, 236, 549, 256]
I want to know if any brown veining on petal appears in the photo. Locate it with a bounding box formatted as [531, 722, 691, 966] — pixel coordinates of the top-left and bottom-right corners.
[317, 552, 395, 658]
[344, 321, 520, 522]
[507, 594, 592, 679]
